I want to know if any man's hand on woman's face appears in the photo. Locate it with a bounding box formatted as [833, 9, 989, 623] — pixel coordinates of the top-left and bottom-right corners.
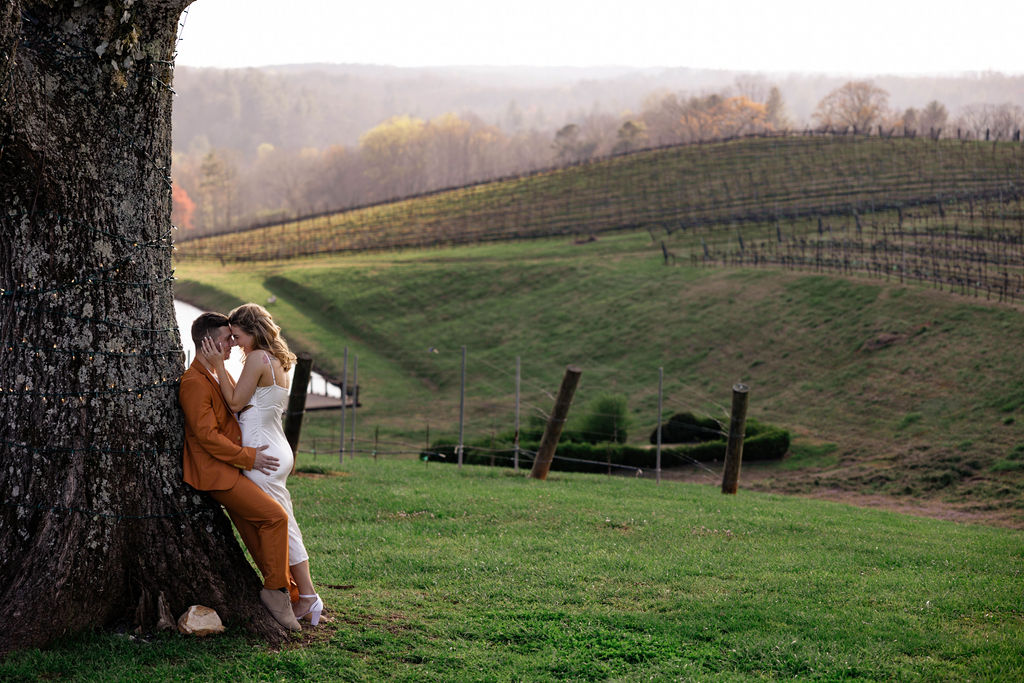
[200, 336, 224, 363]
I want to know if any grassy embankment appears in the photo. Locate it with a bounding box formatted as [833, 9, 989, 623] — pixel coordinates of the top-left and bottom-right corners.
[174, 229, 1024, 523]
[2, 459, 1021, 680]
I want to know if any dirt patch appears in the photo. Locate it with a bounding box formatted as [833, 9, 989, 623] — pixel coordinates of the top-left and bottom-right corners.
[659, 464, 1024, 529]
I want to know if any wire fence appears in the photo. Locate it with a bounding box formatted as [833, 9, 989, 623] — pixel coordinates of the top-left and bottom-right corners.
[672, 190, 1024, 302]
[291, 349, 742, 484]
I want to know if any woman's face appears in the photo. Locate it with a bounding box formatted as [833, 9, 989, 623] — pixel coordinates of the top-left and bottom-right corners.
[230, 325, 255, 353]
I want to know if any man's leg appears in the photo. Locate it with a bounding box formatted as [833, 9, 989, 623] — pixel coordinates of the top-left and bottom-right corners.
[210, 477, 289, 590]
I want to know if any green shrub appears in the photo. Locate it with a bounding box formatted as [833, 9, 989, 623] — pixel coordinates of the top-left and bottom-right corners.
[424, 418, 790, 474]
[650, 411, 724, 444]
[577, 393, 630, 444]
[423, 438, 517, 467]
[898, 412, 923, 429]
[991, 459, 1024, 472]
[663, 420, 791, 463]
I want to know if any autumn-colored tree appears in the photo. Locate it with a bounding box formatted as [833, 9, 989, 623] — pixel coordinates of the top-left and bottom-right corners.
[311, 144, 365, 210]
[171, 181, 196, 231]
[425, 113, 474, 187]
[467, 121, 507, 179]
[359, 115, 428, 197]
[813, 81, 890, 132]
[680, 95, 769, 140]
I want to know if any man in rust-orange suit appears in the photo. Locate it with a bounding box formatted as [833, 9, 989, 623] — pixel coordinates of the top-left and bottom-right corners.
[180, 312, 300, 631]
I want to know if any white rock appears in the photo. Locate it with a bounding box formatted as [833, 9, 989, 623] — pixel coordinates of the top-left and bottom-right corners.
[177, 605, 225, 636]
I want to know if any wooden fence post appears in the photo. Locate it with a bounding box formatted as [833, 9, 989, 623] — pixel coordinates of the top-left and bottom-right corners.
[529, 365, 582, 480]
[284, 352, 314, 465]
[721, 383, 750, 494]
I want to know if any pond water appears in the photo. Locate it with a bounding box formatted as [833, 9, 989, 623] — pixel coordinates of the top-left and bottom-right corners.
[174, 299, 341, 398]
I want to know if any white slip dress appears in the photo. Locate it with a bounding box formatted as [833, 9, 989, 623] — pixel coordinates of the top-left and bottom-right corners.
[239, 352, 309, 565]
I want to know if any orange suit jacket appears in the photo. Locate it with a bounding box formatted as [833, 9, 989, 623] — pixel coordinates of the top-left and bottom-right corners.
[180, 358, 256, 491]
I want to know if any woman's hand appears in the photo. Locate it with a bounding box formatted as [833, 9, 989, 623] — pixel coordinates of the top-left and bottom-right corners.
[200, 336, 225, 365]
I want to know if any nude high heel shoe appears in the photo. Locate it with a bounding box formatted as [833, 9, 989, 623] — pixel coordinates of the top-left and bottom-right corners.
[296, 593, 324, 626]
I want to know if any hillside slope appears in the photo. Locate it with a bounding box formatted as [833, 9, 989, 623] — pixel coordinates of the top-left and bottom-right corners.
[175, 233, 1024, 525]
[174, 135, 1024, 262]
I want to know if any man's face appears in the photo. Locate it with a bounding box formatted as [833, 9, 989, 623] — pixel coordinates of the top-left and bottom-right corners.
[212, 325, 233, 361]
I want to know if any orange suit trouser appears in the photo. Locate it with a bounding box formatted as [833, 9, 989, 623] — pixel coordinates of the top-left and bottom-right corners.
[210, 475, 299, 601]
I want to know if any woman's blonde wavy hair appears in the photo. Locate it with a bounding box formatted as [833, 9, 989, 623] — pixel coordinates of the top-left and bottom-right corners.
[227, 303, 297, 371]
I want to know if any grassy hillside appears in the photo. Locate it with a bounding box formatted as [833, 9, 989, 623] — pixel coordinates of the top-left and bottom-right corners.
[174, 135, 1024, 262]
[174, 232, 1024, 524]
[3, 460, 1021, 680]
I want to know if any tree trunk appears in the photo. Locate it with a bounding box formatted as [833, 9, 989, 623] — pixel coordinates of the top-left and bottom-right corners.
[0, 1, 284, 652]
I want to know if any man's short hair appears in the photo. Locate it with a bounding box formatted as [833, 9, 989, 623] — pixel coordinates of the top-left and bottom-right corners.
[191, 312, 229, 348]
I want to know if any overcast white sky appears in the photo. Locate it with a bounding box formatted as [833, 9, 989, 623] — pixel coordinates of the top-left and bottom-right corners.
[174, 0, 1023, 75]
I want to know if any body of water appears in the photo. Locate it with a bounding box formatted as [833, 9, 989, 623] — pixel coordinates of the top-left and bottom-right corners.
[174, 300, 341, 398]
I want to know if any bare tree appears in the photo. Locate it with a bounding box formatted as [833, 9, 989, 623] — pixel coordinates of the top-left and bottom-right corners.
[733, 74, 769, 104]
[813, 80, 890, 132]
[918, 100, 948, 136]
[765, 86, 791, 131]
[956, 102, 1024, 140]
[640, 91, 686, 145]
[902, 107, 919, 135]
[197, 149, 239, 233]
[1, 0, 284, 652]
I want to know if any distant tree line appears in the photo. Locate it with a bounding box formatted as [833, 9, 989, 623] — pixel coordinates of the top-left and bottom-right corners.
[172, 76, 1024, 236]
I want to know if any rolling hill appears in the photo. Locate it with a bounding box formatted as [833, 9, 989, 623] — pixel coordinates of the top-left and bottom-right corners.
[173, 132, 1024, 525]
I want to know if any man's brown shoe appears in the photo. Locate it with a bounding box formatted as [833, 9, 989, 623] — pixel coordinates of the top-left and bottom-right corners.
[260, 588, 301, 631]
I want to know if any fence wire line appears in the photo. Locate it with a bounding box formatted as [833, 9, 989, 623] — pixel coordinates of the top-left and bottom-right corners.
[307, 358, 739, 465]
[421, 348, 735, 423]
[299, 443, 720, 479]
[318, 409, 729, 477]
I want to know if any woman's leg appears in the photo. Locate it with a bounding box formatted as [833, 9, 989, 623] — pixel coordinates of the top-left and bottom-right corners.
[290, 560, 315, 595]
[290, 560, 322, 620]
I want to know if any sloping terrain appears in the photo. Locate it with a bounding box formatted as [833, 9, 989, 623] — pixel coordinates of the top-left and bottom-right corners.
[175, 232, 1024, 525]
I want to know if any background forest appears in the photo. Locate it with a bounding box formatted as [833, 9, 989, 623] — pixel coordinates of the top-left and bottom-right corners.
[171, 65, 1024, 235]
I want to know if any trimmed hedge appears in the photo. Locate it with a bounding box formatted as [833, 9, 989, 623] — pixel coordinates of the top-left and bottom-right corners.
[649, 411, 724, 444]
[423, 419, 790, 474]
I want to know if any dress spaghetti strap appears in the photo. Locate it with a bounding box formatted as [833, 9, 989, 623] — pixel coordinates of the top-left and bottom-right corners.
[265, 351, 277, 386]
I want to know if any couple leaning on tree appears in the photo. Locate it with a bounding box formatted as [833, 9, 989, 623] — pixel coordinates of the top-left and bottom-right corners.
[179, 303, 324, 631]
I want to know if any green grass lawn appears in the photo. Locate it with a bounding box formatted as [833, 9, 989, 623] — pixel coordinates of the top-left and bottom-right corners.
[3, 459, 1022, 681]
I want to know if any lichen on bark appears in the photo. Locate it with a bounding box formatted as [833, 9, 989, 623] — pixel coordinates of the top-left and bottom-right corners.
[1, 0, 284, 652]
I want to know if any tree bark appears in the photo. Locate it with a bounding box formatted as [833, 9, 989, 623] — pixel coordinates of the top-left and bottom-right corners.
[1, 1, 284, 652]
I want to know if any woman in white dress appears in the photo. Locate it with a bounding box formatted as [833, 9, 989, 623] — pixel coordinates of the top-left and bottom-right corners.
[201, 303, 324, 626]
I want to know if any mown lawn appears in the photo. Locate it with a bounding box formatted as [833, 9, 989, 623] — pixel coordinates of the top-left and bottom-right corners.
[4, 459, 1022, 681]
